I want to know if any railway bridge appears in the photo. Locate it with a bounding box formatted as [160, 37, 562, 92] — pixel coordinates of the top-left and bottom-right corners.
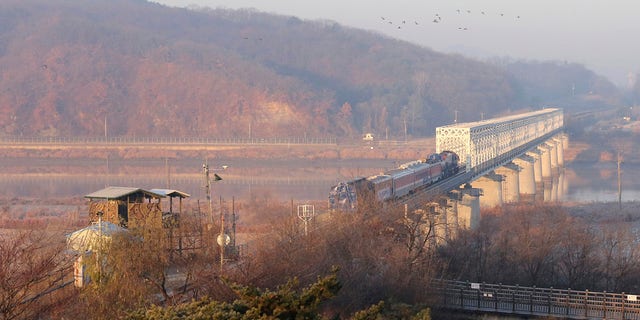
[401, 108, 565, 239]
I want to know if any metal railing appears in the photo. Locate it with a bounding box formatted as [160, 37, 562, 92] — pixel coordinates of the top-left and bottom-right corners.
[434, 279, 640, 319]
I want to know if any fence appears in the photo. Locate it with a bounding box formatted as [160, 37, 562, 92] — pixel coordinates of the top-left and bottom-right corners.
[434, 279, 640, 319]
[0, 136, 337, 145]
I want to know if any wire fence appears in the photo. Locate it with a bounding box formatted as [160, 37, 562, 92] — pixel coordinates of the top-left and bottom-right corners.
[0, 136, 337, 145]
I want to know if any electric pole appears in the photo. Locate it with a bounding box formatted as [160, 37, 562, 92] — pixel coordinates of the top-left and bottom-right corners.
[618, 151, 623, 210]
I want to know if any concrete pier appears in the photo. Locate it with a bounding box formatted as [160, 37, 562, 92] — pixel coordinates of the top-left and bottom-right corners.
[527, 149, 543, 184]
[514, 155, 536, 201]
[495, 162, 520, 203]
[540, 144, 553, 179]
[474, 171, 504, 208]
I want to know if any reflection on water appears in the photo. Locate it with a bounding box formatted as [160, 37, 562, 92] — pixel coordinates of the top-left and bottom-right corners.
[0, 158, 638, 203]
[0, 158, 397, 201]
[566, 189, 640, 202]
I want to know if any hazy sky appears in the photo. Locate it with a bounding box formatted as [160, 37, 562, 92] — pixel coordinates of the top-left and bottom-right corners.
[153, 0, 640, 87]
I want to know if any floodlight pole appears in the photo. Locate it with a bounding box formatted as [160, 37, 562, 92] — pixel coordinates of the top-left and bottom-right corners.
[618, 151, 623, 210]
[204, 161, 228, 271]
[97, 210, 104, 285]
[220, 196, 225, 272]
[203, 162, 213, 225]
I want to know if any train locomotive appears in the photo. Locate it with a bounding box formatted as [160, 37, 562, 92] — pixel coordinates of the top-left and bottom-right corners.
[328, 151, 460, 212]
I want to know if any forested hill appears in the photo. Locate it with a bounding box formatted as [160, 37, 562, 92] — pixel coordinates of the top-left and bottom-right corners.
[0, 0, 620, 139]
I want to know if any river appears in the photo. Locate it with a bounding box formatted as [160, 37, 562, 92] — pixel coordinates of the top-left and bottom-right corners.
[0, 158, 638, 204]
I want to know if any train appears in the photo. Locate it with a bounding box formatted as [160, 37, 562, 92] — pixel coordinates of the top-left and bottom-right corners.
[328, 151, 461, 212]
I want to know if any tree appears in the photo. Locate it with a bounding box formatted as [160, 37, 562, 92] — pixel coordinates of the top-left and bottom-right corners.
[555, 222, 599, 290]
[598, 223, 640, 292]
[0, 230, 73, 320]
[335, 102, 355, 137]
[72, 213, 215, 319]
[126, 269, 342, 320]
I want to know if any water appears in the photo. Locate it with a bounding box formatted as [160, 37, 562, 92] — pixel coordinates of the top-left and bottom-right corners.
[0, 157, 637, 204]
[0, 158, 396, 202]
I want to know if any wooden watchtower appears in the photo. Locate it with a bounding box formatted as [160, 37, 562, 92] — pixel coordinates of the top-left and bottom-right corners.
[85, 187, 165, 229]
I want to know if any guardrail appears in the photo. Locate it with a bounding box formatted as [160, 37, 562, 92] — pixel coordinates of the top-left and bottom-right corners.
[434, 279, 640, 319]
[0, 136, 337, 145]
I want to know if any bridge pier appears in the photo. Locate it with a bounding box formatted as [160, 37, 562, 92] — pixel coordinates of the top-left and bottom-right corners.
[527, 148, 543, 183]
[554, 136, 565, 167]
[431, 187, 482, 243]
[540, 144, 553, 179]
[474, 171, 503, 208]
[547, 140, 559, 172]
[450, 187, 481, 230]
[495, 162, 520, 203]
[514, 155, 536, 202]
[560, 167, 568, 198]
[429, 200, 451, 245]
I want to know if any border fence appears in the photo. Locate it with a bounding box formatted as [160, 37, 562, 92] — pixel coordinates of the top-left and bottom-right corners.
[0, 136, 337, 145]
[434, 279, 640, 319]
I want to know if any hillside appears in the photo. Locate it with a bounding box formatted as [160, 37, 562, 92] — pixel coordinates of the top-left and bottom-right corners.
[0, 0, 621, 139]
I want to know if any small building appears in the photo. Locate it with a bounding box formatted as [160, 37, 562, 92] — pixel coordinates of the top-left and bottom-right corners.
[85, 186, 166, 229]
[363, 133, 374, 141]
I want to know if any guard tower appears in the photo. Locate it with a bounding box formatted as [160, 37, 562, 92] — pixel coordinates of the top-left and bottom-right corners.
[85, 187, 165, 229]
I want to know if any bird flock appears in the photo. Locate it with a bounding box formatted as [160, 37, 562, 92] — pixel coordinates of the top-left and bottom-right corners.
[380, 8, 521, 32]
[237, 8, 522, 41]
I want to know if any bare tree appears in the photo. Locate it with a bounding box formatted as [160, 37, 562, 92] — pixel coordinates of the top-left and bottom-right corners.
[0, 230, 73, 320]
[598, 223, 640, 292]
[556, 222, 600, 290]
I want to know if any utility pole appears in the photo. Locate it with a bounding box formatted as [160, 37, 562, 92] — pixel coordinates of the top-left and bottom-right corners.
[618, 151, 623, 210]
[231, 197, 236, 249]
[203, 161, 213, 225]
[165, 157, 170, 189]
[403, 118, 407, 142]
[204, 161, 227, 271]
[219, 196, 224, 272]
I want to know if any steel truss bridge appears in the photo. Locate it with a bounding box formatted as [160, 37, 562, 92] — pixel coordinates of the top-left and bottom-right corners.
[402, 108, 564, 205]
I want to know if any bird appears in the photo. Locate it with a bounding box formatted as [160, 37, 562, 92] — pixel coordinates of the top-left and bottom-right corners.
[414, 21, 419, 25]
